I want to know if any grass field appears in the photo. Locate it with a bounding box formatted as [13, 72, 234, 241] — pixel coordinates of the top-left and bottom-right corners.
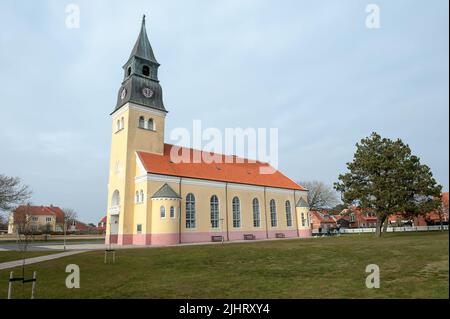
[0, 232, 448, 299]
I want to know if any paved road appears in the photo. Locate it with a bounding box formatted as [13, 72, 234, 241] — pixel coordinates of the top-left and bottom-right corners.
[0, 240, 106, 251]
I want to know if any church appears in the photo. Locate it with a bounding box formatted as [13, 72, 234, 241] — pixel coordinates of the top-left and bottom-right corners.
[106, 16, 312, 246]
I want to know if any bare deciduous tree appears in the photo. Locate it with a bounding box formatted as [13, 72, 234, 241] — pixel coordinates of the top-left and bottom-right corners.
[0, 174, 31, 212]
[0, 214, 7, 230]
[11, 204, 36, 286]
[298, 180, 340, 210]
[62, 208, 78, 251]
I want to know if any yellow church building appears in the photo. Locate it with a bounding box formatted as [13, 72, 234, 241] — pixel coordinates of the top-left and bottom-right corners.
[106, 16, 312, 246]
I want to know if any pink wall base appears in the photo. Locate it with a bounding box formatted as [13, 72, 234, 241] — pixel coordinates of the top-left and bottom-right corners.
[299, 229, 312, 238]
[108, 228, 311, 246]
[105, 234, 118, 244]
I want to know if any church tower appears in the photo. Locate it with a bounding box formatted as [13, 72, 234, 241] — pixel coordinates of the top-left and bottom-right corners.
[106, 16, 167, 244]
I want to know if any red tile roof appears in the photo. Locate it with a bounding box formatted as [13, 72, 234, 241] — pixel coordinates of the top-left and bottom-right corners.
[13, 205, 66, 224]
[137, 144, 304, 191]
[311, 211, 337, 223]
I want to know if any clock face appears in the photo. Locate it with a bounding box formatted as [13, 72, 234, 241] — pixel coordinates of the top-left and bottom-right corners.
[120, 88, 127, 100]
[142, 87, 154, 98]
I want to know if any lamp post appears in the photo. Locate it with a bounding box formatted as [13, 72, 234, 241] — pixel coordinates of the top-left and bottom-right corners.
[63, 218, 66, 251]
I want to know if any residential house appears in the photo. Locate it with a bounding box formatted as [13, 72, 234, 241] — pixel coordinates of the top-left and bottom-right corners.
[310, 211, 338, 234]
[8, 205, 65, 234]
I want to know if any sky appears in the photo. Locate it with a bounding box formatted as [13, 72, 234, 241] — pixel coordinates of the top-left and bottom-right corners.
[0, 0, 448, 223]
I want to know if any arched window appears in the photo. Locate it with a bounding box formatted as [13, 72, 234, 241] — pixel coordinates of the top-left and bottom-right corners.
[252, 198, 260, 228]
[127, 66, 131, 76]
[116, 120, 121, 131]
[147, 119, 154, 131]
[270, 199, 277, 227]
[210, 195, 219, 228]
[170, 206, 175, 219]
[186, 193, 196, 228]
[112, 190, 120, 207]
[301, 213, 305, 227]
[135, 191, 139, 203]
[285, 201, 292, 227]
[142, 65, 150, 76]
[120, 117, 124, 130]
[160, 206, 166, 218]
[138, 116, 145, 128]
[232, 197, 241, 228]
[140, 190, 144, 203]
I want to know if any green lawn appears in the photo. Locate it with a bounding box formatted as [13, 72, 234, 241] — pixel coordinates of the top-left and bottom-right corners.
[0, 232, 448, 299]
[0, 251, 61, 264]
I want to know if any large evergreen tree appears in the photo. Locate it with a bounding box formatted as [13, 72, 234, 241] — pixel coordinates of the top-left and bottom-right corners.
[334, 133, 442, 237]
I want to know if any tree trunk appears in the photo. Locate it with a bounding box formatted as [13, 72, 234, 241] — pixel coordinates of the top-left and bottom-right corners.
[382, 217, 389, 233]
[375, 216, 383, 237]
[375, 215, 388, 237]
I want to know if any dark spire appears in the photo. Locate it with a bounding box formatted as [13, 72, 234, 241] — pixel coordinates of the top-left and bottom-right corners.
[129, 14, 158, 63]
[113, 15, 166, 114]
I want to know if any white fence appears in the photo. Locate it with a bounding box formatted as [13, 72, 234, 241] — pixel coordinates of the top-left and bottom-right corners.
[340, 225, 448, 234]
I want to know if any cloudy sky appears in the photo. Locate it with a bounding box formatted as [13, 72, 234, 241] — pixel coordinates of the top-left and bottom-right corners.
[0, 0, 448, 223]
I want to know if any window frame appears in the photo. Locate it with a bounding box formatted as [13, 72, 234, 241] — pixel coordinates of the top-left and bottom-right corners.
[285, 200, 293, 227]
[232, 197, 241, 228]
[270, 199, 277, 228]
[147, 118, 154, 131]
[138, 116, 145, 128]
[252, 198, 261, 228]
[186, 193, 196, 229]
[210, 195, 220, 229]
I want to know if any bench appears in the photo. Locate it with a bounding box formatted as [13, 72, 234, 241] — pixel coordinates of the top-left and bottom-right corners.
[211, 235, 223, 242]
[244, 234, 256, 240]
[275, 233, 285, 238]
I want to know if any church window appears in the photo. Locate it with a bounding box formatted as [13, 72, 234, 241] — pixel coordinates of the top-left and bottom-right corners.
[285, 201, 292, 227]
[112, 190, 120, 207]
[232, 197, 241, 228]
[137, 224, 142, 234]
[142, 65, 150, 76]
[160, 206, 166, 218]
[127, 66, 131, 77]
[252, 198, 260, 228]
[120, 117, 124, 130]
[170, 206, 176, 219]
[147, 119, 154, 131]
[139, 190, 144, 203]
[186, 193, 196, 228]
[210, 195, 219, 229]
[270, 199, 277, 227]
[135, 191, 139, 203]
[301, 213, 305, 227]
[138, 116, 145, 128]
[116, 120, 121, 132]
